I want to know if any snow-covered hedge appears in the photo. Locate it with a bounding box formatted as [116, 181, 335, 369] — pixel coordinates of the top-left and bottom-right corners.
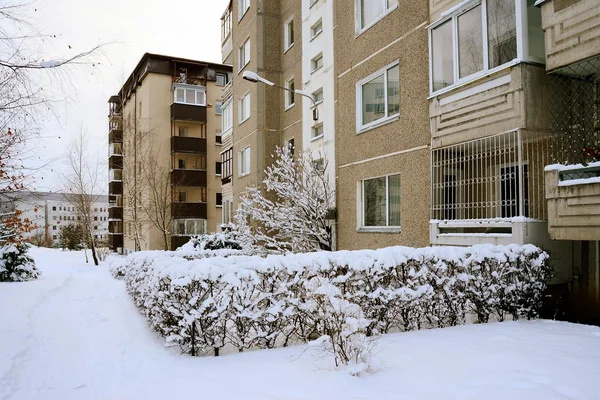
[0, 243, 39, 282]
[111, 244, 551, 358]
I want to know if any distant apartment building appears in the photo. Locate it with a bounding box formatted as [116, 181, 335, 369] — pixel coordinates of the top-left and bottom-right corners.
[219, 0, 307, 223]
[108, 53, 232, 253]
[334, 0, 431, 250]
[0, 192, 108, 245]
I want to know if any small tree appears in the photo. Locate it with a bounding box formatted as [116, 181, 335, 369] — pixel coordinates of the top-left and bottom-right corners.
[0, 211, 39, 282]
[235, 145, 335, 253]
[59, 223, 84, 250]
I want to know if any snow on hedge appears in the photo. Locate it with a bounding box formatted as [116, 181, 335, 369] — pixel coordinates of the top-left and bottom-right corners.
[110, 244, 551, 371]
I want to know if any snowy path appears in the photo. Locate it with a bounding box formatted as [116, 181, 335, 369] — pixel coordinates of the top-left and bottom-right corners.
[1, 248, 600, 399]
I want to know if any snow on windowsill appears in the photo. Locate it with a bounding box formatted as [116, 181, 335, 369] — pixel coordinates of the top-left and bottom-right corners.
[544, 161, 600, 172]
[558, 177, 600, 187]
[431, 217, 542, 225]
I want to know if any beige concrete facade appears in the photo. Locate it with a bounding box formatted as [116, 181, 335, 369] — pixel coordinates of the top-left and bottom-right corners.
[110, 54, 231, 252]
[334, 0, 431, 250]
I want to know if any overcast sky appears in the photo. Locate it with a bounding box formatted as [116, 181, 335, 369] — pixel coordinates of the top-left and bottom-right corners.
[27, 0, 227, 193]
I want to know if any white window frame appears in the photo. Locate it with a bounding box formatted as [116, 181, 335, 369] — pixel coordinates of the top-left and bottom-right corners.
[215, 100, 223, 115]
[310, 19, 323, 41]
[311, 53, 323, 73]
[356, 0, 398, 35]
[285, 77, 295, 110]
[239, 146, 251, 176]
[239, 92, 251, 124]
[216, 73, 227, 86]
[284, 17, 294, 52]
[238, 0, 250, 20]
[428, 0, 534, 96]
[356, 60, 400, 133]
[221, 99, 233, 133]
[310, 0, 318, 7]
[239, 38, 250, 72]
[359, 173, 401, 230]
[173, 85, 206, 106]
[312, 88, 323, 106]
[311, 123, 324, 140]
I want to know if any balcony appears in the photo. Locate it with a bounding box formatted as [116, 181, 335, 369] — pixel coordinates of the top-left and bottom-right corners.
[171, 136, 207, 153]
[171, 103, 207, 123]
[171, 235, 191, 251]
[221, 80, 233, 101]
[171, 169, 207, 187]
[171, 84, 207, 123]
[545, 163, 600, 241]
[108, 233, 123, 250]
[171, 202, 207, 219]
[109, 207, 123, 220]
[108, 155, 123, 170]
[109, 181, 123, 195]
[108, 95, 122, 121]
[109, 128, 123, 144]
[539, 0, 600, 72]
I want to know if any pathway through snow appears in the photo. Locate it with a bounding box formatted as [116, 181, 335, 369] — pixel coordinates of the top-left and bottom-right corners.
[1, 247, 600, 400]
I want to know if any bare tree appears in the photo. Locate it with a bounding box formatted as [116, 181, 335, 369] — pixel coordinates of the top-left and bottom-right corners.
[62, 128, 102, 265]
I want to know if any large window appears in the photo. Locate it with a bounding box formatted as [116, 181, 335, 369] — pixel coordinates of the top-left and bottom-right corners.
[239, 39, 250, 71]
[358, 0, 395, 31]
[286, 78, 295, 109]
[362, 174, 401, 227]
[430, 0, 525, 94]
[239, 0, 250, 19]
[357, 62, 400, 131]
[239, 147, 250, 176]
[173, 85, 206, 106]
[285, 18, 294, 50]
[239, 93, 251, 123]
[215, 101, 222, 115]
[222, 99, 233, 133]
[173, 219, 207, 236]
[221, 147, 233, 181]
[216, 73, 227, 86]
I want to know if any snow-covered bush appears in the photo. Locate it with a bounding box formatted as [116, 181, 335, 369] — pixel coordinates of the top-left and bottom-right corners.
[183, 230, 243, 252]
[111, 244, 551, 370]
[0, 243, 39, 282]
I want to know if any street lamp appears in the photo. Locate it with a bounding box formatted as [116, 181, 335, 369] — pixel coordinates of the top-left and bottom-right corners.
[242, 71, 319, 121]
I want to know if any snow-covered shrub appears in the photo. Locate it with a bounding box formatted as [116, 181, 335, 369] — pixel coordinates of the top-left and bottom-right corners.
[184, 230, 243, 251]
[112, 244, 551, 366]
[0, 243, 39, 282]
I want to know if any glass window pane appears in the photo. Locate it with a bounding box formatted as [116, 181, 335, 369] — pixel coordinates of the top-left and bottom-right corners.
[387, 65, 400, 116]
[197, 91, 205, 105]
[176, 88, 185, 103]
[364, 177, 387, 226]
[185, 90, 195, 104]
[526, 0, 544, 60]
[361, 0, 385, 29]
[458, 5, 484, 79]
[388, 174, 401, 226]
[487, 0, 517, 68]
[432, 20, 454, 91]
[362, 73, 385, 126]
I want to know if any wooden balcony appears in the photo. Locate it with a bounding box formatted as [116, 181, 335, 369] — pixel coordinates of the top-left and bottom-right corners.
[171, 136, 207, 153]
[108, 207, 123, 220]
[108, 155, 123, 170]
[171, 103, 207, 123]
[171, 202, 207, 219]
[109, 181, 123, 195]
[171, 169, 207, 187]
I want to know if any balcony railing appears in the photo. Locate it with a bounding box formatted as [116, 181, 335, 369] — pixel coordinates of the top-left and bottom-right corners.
[109, 181, 123, 195]
[109, 169, 122, 182]
[171, 103, 207, 123]
[171, 136, 207, 153]
[171, 169, 207, 187]
[108, 155, 123, 170]
[108, 207, 123, 220]
[171, 202, 207, 219]
[108, 233, 123, 250]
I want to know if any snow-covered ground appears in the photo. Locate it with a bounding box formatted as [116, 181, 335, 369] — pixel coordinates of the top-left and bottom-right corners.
[1, 248, 600, 400]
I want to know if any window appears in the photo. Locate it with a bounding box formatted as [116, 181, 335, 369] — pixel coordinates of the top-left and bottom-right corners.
[310, 0, 318, 6]
[239, 147, 250, 176]
[312, 123, 324, 139]
[239, 0, 250, 19]
[239, 93, 251, 123]
[53, 235, 57, 240]
[178, 159, 186, 169]
[94, 226, 98, 230]
[52, 226, 56, 230]
[311, 19, 323, 39]
[173, 219, 207, 236]
[52, 206, 56, 211]
[311, 53, 323, 72]
[216, 161, 222, 175]
[358, 0, 395, 31]
[178, 192, 187, 202]
[179, 126, 188, 137]
[221, 147, 233, 181]
[216, 193, 223, 207]
[358, 62, 400, 130]
[287, 138, 295, 157]
[222, 99, 233, 133]
[216, 73, 227, 86]
[313, 88, 323, 104]
[362, 174, 401, 227]
[430, 0, 518, 93]
[285, 78, 295, 109]
[59, 207, 62, 211]
[216, 101, 222, 115]
[239, 39, 250, 71]
[313, 158, 324, 173]
[173, 86, 206, 106]
[94, 216, 98, 221]
[285, 18, 294, 50]
[216, 131, 222, 144]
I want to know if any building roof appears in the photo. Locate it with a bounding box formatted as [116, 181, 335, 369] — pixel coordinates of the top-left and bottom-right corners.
[0, 191, 109, 204]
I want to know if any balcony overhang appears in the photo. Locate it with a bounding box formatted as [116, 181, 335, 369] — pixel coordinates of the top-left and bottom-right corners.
[171, 136, 207, 153]
[171, 202, 207, 219]
[108, 155, 123, 169]
[108, 207, 123, 220]
[109, 129, 123, 143]
[108, 181, 123, 195]
[171, 169, 207, 187]
[171, 103, 207, 123]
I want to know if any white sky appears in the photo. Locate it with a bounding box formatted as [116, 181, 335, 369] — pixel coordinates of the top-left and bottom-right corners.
[27, 0, 228, 193]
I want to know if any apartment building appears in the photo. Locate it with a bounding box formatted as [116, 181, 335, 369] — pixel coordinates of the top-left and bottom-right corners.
[108, 53, 232, 252]
[334, 0, 431, 250]
[0, 192, 108, 245]
[220, 0, 305, 219]
[427, 0, 599, 321]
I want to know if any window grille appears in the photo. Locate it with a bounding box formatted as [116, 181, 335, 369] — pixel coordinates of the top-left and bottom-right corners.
[431, 130, 550, 221]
